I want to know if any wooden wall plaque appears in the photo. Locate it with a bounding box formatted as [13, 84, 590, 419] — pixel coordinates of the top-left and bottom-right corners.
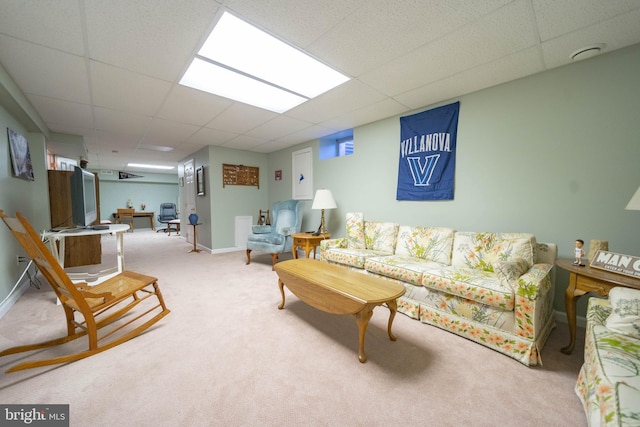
[222, 164, 259, 188]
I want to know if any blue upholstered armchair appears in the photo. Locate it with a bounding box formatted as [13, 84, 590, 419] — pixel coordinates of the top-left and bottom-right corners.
[246, 200, 303, 269]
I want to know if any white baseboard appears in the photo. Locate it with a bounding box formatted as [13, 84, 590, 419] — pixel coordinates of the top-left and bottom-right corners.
[554, 310, 587, 328]
[0, 280, 31, 320]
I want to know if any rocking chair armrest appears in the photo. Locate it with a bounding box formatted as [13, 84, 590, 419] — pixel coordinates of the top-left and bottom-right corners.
[78, 289, 116, 304]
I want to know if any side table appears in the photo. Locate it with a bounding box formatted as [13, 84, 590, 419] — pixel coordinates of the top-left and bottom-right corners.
[189, 223, 202, 253]
[292, 232, 331, 260]
[556, 258, 640, 355]
[167, 219, 180, 236]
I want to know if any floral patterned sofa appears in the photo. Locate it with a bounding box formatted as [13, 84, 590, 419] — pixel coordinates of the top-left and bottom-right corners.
[576, 290, 640, 426]
[320, 212, 557, 366]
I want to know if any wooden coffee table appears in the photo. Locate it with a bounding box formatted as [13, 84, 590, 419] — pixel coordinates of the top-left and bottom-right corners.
[274, 259, 405, 363]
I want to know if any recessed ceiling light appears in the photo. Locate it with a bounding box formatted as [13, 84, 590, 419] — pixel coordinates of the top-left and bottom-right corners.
[179, 11, 349, 113]
[127, 163, 175, 170]
[571, 44, 605, 61]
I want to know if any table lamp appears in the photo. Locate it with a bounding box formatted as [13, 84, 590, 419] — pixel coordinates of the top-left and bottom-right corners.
[625, 186, 640, 211]
[312, 189, 337, 235]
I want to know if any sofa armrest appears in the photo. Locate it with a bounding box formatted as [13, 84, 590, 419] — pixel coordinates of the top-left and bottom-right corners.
[514, 263, 555, 340]
[516, 263, 554, 300]
[320, 238, 347, 251]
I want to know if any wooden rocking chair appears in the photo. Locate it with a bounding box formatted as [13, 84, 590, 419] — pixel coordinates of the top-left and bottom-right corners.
[0, 210, 170, 373]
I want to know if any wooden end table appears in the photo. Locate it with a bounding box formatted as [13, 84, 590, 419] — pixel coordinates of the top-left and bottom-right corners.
[292, 232, 330, 260]
[556, 258, 640, 355]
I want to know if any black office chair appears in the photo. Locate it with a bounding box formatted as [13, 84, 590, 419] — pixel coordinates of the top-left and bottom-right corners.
[156, 203, 178, 233]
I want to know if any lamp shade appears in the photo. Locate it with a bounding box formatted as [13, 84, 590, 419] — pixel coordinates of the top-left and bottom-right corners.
[626, 186, 640, 211]
[312, 189, 337, 210]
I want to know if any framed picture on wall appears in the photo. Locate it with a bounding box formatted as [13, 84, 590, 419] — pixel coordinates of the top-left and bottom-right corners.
[7, 128, 35, 181]
[196, 166, 205, 196]
[292, 147, 313, 200]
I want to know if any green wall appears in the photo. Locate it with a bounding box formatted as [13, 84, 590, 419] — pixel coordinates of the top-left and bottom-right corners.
[0, 105, 49, 314]
[95, 170, 179, 229]
[263, 44, 640, 316]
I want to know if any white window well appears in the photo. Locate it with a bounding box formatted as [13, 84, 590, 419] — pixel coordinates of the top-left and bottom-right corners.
[319, 130, 354, 160]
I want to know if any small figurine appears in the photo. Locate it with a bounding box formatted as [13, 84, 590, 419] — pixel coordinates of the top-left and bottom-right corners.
[573, 239, 585, 266]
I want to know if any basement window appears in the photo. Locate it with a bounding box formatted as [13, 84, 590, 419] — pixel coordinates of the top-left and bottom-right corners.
[319, 130, 354, 160]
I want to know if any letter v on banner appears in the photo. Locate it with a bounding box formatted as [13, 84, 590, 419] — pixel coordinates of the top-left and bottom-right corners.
[396, 101, 459, 200]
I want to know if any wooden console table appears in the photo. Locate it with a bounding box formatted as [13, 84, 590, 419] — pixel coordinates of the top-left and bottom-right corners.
[556, 258, 640, 355]
[292, 232, 331, 259]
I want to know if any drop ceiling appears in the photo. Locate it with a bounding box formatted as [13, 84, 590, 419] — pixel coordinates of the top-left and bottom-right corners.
[1, 0, 639, 174]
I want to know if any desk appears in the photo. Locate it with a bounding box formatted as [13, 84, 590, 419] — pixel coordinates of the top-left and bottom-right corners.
[556, 258, 640, 355]
[292, 232, 331, 259]
[113, 211, 155, 230]
[43, 224, 130, 284]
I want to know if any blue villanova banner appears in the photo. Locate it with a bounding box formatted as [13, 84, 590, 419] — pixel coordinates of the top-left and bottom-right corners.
[397, 101, 460, 201]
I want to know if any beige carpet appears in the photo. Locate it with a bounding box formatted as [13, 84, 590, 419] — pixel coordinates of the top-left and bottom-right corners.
[0, 230, 587, 426]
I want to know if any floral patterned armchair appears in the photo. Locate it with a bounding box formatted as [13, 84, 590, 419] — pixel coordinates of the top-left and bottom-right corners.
[576, 290, 640, 426]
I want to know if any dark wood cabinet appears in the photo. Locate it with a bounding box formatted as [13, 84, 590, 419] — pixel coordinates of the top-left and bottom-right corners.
[47, 170, 101, 267]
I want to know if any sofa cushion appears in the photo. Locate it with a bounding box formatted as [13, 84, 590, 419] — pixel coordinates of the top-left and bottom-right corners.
[496, 233, 537, 267]
[395, 225, 455, 265]
[451, 232, 498, 271]
[322, 248, 390, 269]
[364, 221, 399, 254]
[421, 265, 515, 310]
[493, 258, 530, 284]
[606, 287, 640, 339]
[346, 212, 365, 249]
[364, 255, 444, 286]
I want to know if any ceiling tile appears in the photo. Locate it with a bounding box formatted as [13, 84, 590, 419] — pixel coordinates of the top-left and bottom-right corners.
[156, 85, 232, 126]
[84, 0, 222, 80]
[360, 0, 539, 96]
[223, 134, 270, 151]
[308, 0, 511, 76]
[90, 61, 172, 116]
[395, 46, 545, 109]
[0, 0, 85, 54]
[141, 118, 200, 146]
[540, 9, 640, 69]
[205, 103, 277, 134]
[286, 79, 387, 124]
[185, 126, 237, 146]
[246, 115, 313, 140]
[0, 36, 90, 104]
[27, 95, 93, 130]
[533, 0, 640, 41]
[93, 107, 153, 136]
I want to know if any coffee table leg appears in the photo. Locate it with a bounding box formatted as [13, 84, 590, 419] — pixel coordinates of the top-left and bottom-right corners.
[278, 279, 286, 310]
[355, 307, 374, 363]
[386, 299, 398, 341]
